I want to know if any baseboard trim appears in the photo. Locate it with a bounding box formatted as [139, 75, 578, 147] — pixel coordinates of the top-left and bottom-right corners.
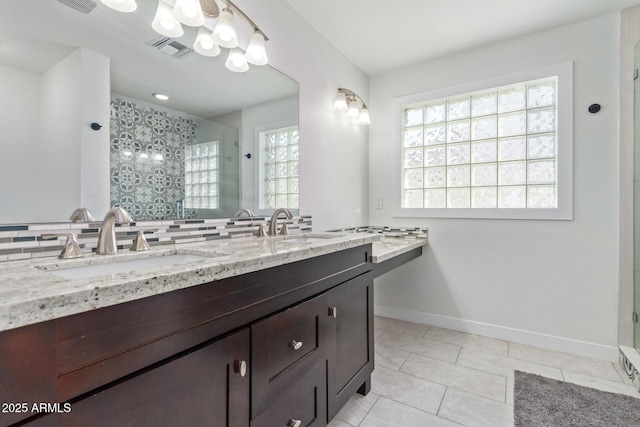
[374, 305, 619, 362]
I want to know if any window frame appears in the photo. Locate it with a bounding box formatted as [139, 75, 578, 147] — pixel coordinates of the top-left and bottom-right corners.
[391, 62, 573, 220]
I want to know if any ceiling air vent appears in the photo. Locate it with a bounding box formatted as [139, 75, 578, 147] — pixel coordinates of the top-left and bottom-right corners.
[55, 0, 98, 14]
[147, 37, 193, 59]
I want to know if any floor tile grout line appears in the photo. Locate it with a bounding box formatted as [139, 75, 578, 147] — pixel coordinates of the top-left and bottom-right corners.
[391, 361, 511, 405]
[353, 394, 380, 427]
[416, 331, 510, 354]
[505, 373, 510, 404]
[435, 386, 448, 416]
[377, 393, 468, 427]
[434, 387, 476, 427]
[401, 350, 511, 383]
[421, 324, 431, 338]
[506, 355, 624, 384]
[436, 389, 485, 427]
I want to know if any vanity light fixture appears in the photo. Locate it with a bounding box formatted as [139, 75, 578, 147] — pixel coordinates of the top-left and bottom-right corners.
[245, 31, 268, 65]
[346, 99, 360, 119]
[334, 91, 347, 110]
[335, 88, 371, 125]
[358, 107, 371, 125]
[212, 7, 238, 48]
[225, 48, 249, 72]
[151, 1, 184, 38]
[194, 27, 220, 56]
[172, 0, 205, 27]
[102, 0, 269, 73]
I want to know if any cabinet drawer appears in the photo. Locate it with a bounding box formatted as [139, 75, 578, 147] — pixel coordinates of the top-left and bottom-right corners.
[251, 362, 326, 427]
[251, 293, 329, 417]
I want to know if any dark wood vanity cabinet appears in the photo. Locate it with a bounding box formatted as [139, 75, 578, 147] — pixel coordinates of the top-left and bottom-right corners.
[326, 272, 374, 420]
[251, 271, 374, 424]
[1, 244, 373, 427]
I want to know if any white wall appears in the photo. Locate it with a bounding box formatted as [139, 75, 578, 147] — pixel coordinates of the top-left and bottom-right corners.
[240, 96, 298, 212]
[40, 50, 83, 221]
[0, 48, 109, 223]
[0, 65, 41, 223]
[79, 49, 111, 220]
[40, 48, 110, 222]
[236, 0, 370, 230]
[369, 13, 621, 360]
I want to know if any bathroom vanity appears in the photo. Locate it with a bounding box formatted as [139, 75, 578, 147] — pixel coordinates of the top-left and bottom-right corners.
[0, 232, 426, 426]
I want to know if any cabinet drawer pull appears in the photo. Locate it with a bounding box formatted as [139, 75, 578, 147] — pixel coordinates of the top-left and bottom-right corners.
[234, 360, 247, 377]
[288, 419, 302, 427]
[329, 307, 338, 318]
[289, 340, 303, 350]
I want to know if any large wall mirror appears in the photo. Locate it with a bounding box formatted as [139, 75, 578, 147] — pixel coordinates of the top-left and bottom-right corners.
[0, 0, 299, 224]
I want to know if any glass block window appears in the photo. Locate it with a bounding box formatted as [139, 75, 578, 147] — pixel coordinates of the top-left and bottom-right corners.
[184, 141, 219, 209]
[260, 126, 299, 209]
[402, 77, 558, 210]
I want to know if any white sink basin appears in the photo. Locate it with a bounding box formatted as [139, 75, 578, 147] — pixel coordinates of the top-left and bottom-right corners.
[43, 254, 214, 280]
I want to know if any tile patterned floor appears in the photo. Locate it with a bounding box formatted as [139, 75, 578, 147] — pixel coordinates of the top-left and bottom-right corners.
[329, 316, 639, 427]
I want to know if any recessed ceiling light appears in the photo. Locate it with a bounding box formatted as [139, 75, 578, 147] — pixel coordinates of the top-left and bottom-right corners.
[153, 92, 170, 101]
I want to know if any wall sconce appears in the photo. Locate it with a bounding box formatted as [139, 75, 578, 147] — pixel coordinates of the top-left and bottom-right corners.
[334, 88, 371, 125]
[101, 0, 269, 73]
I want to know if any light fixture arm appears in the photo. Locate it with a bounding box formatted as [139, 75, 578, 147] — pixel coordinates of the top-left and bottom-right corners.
[224, 0, 269, 41]
[337, 88, 367, 109]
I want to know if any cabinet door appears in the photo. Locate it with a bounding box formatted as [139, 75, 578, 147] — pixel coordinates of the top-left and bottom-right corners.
[50, 329, 250, 427]
[326, 272, 375, 420]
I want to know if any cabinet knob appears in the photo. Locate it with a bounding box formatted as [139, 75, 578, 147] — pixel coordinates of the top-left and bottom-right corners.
[329, 307, 338, 318]
[234, 360, 247, 377]
[288, 419, 302, 427]
[289, 340, 303, 351]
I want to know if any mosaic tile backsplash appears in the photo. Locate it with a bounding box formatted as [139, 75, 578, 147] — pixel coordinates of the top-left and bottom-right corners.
[0, 217, 312, 263]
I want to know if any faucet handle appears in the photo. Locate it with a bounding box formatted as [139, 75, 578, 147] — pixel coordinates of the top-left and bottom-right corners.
[255, 223, 267, 237]
[130, 229, 159, 252]
[279, 221, 290, 236]
[42, 233, 83, 259]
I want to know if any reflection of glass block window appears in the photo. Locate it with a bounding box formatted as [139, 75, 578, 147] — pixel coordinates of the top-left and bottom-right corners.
[402, 77, 557, 209]
[184, 141, 219, 209]
[260, 126, 299, 209]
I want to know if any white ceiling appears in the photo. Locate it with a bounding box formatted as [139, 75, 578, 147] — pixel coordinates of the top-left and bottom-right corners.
[286, 0, 640, 75]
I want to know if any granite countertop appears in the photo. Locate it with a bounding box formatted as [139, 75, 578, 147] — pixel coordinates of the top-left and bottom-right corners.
[371, 236, 427, 263]
[0, 231, 427, 332]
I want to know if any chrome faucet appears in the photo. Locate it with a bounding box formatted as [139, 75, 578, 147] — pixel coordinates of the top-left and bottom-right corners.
[235, 208, 267, 237]
[96, 207, 132, 255]
[234, 208, 255, 219]
[268, 208, 293, 236]
[69, 207, 94, 223]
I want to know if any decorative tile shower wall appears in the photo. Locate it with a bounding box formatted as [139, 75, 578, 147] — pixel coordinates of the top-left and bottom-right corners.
[110, 95, 194, 220]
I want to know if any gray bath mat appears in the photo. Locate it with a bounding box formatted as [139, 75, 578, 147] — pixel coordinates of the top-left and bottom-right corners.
[514, 371, 640, 427]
